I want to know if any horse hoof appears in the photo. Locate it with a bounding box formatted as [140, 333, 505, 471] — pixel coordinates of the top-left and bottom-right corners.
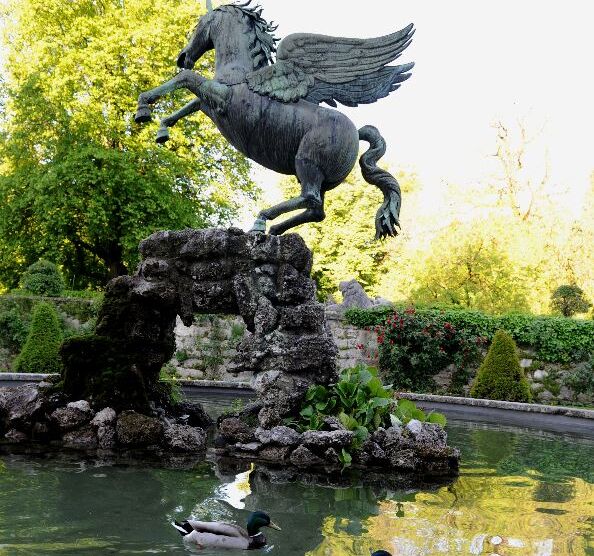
[134, 106, 152, 124]
[156, 127, 170, 144]
[249, 218, 267, 234]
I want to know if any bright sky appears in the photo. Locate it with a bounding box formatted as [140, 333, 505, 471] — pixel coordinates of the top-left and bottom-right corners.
[248, 0, 594, 211]
[1, 1, 592, 215]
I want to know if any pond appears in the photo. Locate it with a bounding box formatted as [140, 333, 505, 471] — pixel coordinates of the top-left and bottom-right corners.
[0, 406, 592, 555]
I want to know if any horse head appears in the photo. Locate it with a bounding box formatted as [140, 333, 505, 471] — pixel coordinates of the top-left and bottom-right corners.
[177, 7, 217, 69]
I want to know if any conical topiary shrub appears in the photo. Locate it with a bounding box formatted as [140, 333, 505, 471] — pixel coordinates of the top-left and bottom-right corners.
[13, 302, 62, 374]
[470, 329, 532, 402]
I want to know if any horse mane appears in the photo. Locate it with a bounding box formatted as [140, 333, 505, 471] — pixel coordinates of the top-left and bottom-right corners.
[217, 1, 279, 69]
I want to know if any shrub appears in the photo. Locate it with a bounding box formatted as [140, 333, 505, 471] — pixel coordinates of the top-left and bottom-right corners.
[20, 260, 65, 297]
[0, 304, 30, 352]
[470, 329, 532, 402]
[551, 285, 592, 317]
[345, 306, 594, 364]
[563, 356, 594, 397]
[13, 302, 62, 373]
[366, 308, 484, 391]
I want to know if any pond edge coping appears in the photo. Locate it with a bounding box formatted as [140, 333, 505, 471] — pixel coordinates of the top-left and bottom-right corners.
[1, 373, 592, 420]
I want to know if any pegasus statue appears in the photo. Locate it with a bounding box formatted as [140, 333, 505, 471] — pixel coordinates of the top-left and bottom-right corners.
[135, 0, 414, 238]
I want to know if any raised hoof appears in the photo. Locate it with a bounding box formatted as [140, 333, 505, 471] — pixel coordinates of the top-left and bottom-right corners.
[134, 105, 152, 124]
[249, 218, 267, 234]
[156, 127, 170, 144]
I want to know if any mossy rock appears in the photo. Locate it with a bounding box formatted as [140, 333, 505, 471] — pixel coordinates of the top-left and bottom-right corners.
[60, 334, 151, 412]
[13, 302, 62, 373]
[471, 329, 532, 402]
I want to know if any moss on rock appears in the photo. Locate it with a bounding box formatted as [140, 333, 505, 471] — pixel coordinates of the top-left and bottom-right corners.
[471, 329, 532, 402]
[60, 334, 151, 412]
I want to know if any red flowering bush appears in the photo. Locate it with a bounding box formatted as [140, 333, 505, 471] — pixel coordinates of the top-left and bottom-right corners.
[371, 308, 485, 391]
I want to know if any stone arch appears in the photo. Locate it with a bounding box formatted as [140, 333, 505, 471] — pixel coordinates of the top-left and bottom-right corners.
[61, 228, 337, 417]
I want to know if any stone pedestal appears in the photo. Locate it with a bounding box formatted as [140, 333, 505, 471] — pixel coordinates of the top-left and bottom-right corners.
[61, 228, 337, 418]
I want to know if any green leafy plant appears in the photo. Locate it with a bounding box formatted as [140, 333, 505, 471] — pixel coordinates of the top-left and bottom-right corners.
[563, 356, 594, 397]
[175, 349, 190, 363]
[20, 260, 65, 297]
[471, 329, 532, 402]
[290, 365, 447, 468]
[13, 302, 62, 373]
[368, 308, 484, 391]
[0, 304, 29, 352]
[346, 306, 594, 364]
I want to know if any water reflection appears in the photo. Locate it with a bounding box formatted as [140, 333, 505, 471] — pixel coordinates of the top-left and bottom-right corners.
[0, 421, 592, 555]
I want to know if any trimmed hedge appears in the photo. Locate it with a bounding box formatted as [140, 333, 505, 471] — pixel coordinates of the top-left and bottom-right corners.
[13, 302, 62, 373]
[345, 306, 594, 364]
[471, 329, 532, 402]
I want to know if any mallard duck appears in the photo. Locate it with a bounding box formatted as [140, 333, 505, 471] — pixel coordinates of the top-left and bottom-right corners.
[173, 510, 281, 550]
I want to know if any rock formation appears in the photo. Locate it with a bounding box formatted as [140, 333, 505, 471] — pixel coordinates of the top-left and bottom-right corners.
[61, 228, 337, 423]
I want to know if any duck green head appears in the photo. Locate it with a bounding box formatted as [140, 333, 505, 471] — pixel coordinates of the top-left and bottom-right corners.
[371, 551, 392, 556]
[246, 511, 282, 536]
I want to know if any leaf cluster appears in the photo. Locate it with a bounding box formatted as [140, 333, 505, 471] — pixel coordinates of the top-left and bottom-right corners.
[20, 259, 65, 297]
[365, 308, 484, 391]
[551, 285, 592, 317]
[290, 364, 447, 461]
[346, 305, 594, 364]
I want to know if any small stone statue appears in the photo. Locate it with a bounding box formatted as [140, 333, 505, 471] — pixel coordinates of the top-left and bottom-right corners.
[136, 0, 414, 239]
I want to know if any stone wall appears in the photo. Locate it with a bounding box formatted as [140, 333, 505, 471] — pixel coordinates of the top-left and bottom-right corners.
[170, 308, 378, 381]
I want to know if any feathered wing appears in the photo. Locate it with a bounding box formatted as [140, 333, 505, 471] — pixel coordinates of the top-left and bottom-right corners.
[246, 24, 414, 107]
[186, 520, 248, 538]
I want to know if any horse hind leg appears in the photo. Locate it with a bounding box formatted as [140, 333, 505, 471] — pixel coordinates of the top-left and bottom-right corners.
[268, 204, 325, 236]
[250, 158, 325, 234]
[268, 159, 326, 235]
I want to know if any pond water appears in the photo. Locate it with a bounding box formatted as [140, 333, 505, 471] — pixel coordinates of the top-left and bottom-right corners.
[0, 409, 593, 555]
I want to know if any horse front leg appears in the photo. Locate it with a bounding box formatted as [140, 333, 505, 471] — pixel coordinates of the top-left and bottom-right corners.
[135, 69, 205, 123]
[156, 98, 202, 144]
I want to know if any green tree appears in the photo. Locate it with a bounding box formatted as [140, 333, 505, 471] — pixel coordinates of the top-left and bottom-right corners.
[0, 0, 258, 289]
[410, 220, 532, 313]
[21, 259, 65, 296]
[279, 169, 419, 299]
[471, 329, 532, 402]
[13, 302, 62, 373]
[551, 284, 592, 317]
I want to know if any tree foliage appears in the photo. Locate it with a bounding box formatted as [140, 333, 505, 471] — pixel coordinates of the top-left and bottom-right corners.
[0, 0, 258, 289]
[551, 285, 592, 317]
[410, 219, 533, 313]
[21, 259, 65, 296]
[278, 169, 419, 299]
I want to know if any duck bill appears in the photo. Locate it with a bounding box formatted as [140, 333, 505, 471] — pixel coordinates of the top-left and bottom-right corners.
[269, 522, 282, 531]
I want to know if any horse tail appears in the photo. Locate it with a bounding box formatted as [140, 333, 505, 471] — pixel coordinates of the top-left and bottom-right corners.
[358, 125, 401, 240]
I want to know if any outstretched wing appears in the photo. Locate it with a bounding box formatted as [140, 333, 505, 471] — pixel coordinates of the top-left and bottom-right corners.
[246, 24, 414, 107]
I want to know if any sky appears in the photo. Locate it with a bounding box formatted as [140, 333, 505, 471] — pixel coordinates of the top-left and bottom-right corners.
[1, 1, 592, 216]
[244, 0, 594, 212]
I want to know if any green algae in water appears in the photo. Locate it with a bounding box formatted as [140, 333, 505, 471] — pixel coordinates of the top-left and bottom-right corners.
[0, 422, 593, 556]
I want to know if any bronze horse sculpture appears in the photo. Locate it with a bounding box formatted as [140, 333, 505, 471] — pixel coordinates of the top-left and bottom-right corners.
[135, 0, 414, 238]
